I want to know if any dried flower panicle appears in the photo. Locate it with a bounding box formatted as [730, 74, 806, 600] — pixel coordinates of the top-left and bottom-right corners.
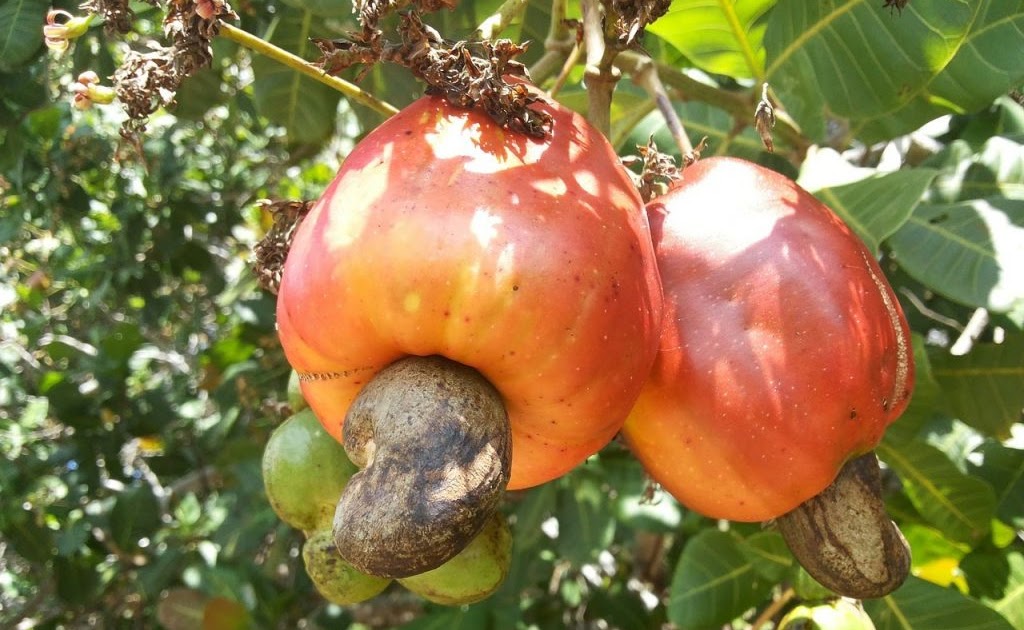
[883, 0, 910, 14]
[612, 0, 671, 46]
[754, 83, 776, 153]
[252, 200, 314, 294]
[314, 11, 551, 138]
[623, 137, 681, 203]
[80, 0, 157, 35]
[112, 0, 237, 141]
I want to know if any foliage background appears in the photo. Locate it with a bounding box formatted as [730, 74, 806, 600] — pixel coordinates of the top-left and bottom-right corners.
[1, 0, 1022, 628]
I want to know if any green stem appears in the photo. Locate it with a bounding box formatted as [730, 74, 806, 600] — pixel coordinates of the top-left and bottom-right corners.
[581, 0, 617, 136]
[474, 0, 529, 39]
[217, 22, 399, 118]
[529, 0, 572, 84]
[614, 51, 810, 155]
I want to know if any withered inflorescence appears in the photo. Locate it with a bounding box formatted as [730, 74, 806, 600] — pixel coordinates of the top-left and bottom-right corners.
[313, 2, 552, 138]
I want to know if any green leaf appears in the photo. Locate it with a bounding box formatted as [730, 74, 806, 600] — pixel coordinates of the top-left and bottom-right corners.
[667, 529, 771, 630]
[398, 604, 490, 630]
[888, 198, 1024, 313]
[927, 137, 1024, 204]
[251, 10, 342, 145]
[864, 576, 1015, 630]
[931, 336, 1024, 439]
[0, 0, 47, 71]
[110, 483, 162, 550]
[737, 530, 792, 582]
[556, 472, 616, 565]
[764, 0, 1024, 143]
[900, 523, 970, 572]
[512, 482, 557, 550]
[877, 439, 995, 544]
[798, 153, 936, 252]
[990, 551, 1024, 629]
[647, 0, 774, 80]
[968, 442, 1024, 529]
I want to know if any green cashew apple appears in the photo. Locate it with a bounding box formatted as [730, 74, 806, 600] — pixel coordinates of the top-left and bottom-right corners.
[398, 513, 512, 605]
[779, 598, 876, 630]
[262, 408, 358, 532]
[302, 529, 391, 605]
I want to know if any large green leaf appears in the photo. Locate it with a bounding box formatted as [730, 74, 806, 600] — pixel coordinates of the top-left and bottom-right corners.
[737, 531, 792, 583]
[928, 136, 1024, 204]
[878, 439, 995, 544]
[764, 0, 1024, 143]
[798, 149, 936, 252]
[989, 551, 1024, 629]
[647, 0, 775, 80]
[668, 530, 771, 630]
[931, 337, 1024, 439]
[887, 198, 1024, 313]
[0, 0, 47, 71]
[968, 442, 1024, 529]
[555, 472, 616, 566]
[864, 576, 1016, 630]
[251, 10, 342, 145]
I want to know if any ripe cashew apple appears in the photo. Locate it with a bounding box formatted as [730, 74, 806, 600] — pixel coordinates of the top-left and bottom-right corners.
[276, 91, 663, 577]
[623, 157, 914, 523]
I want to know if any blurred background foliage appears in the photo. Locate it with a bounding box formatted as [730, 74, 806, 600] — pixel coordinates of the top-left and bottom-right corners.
[1, 0, 1022, 628]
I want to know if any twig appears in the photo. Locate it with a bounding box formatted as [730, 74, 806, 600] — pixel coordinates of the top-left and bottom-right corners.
[630, 54, 692, 156]
[614, 50, 810, 155]
[473, 0, 529, 39]
[950, 307, 989, 356]
[581, 0, 619, 135]
[217, 22, 399, 117]
[750, 587, 796, 629]
[547, 37, 583, 97]
[529, 0, 572, 83]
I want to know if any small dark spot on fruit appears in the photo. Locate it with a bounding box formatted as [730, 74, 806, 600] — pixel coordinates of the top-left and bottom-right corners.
[882, 398, 890, 411]
[849, 409, 857, 419]
[443, 310, 450, 318]
[463, 316, 471, 323]
[512, 285, 519, 291]
[404, 129, 413, 135]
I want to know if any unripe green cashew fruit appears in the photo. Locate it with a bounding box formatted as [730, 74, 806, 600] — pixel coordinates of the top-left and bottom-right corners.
[287, 369, 307, 412]
[779, 598, 876, 630]
[302, 529, 391, 605]
[397, 513, 512, 605]
[262, 408, 358, 532]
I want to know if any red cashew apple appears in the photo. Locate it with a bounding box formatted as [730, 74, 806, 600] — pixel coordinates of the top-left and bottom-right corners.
[623, 157, 914, 523]
[276, 91, 663, 576]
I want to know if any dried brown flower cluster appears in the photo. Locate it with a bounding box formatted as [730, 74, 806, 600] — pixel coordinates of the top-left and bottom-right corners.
[313, 2, 551, 138]
[611, 0, 671, 46]
[112, 0, 237, 141]
[80, 0, 156, 35]
[883, 0, 910, 14]
[252, 200, 315, 294]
